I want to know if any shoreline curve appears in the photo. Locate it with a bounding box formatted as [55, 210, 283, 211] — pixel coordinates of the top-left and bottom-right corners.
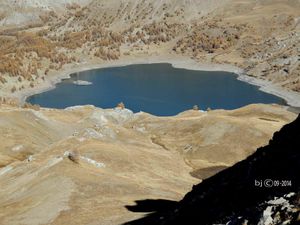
[8, 55, 300, 108]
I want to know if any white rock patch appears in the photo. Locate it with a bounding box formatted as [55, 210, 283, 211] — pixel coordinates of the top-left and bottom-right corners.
[135, 126, 146, 133]
[83, 128, 104, 139]
[12, 145, 24, 152]
[31, 110, 49, 121]
[80, 156, 105, 168]
[63, 151, 71, 157]
[259, 193, 297, 225]
[285, 192, 295, 198]
[47, 157, 63, 167]
[268, 197, 287, 205]
[91, 111, 108, 126]
[77, 137, 86, 142]
[65, 105, 94, 111]
[64, 151, 105, 168]
[27, 155, 34, 162]
[0, 165, 13, 176]
[259, 206, 273, 225]
[91, 108, 135, 125]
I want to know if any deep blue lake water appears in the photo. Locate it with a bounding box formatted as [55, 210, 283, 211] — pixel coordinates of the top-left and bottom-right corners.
[27, 63, 285, 116]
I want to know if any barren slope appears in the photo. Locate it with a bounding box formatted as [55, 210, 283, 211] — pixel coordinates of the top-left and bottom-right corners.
[0, 0, 91, 26]
[0, 2, 299, 224]
[0, 103, 296, 225]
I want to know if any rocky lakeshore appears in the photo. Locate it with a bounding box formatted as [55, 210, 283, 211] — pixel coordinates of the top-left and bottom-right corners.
[0, 0, 299, 107]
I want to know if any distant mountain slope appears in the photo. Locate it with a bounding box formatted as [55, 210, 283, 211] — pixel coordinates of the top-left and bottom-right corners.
[0, 0, 91, 25]
[124, 114, 300, 225]
[84, 0, 230, 29]
[0, 0, 228, 27]
[0, 0, 299, 104]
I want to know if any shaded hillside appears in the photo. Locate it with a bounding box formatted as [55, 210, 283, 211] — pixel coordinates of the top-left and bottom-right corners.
[124, 114, 300, 225]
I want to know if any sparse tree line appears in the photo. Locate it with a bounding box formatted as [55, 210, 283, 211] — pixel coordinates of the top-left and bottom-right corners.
[0, 15, 240, 94]
[173, 21, 242, 56]
[0, 96, 41, 110]
[1, 2, 299, 95]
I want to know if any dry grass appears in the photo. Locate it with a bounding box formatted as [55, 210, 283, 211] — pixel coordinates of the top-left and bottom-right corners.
[0, 0, 299, 95]
[22, 102, 40, 111]
[116, 102, 125, 109]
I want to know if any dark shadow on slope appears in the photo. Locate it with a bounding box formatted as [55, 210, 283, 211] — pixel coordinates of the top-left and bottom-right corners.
[190, 165, 228, 180]
[123, 114, 300, 225]
[125, 199, 177, 213]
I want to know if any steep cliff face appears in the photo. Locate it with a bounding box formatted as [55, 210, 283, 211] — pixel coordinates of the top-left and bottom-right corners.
[124, 114, 300, 225]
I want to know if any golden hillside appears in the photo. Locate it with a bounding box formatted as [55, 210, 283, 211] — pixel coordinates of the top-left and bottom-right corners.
[0, 103, 297, 224]
[0, 0, 299, 101]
